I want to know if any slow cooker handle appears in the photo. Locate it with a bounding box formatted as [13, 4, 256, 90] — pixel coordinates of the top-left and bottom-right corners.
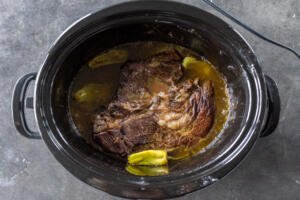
[12, 73, 41, 139]
[260, 75, 280, 137]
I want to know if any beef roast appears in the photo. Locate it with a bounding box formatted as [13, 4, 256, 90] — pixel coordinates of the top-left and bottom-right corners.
[94, 114, 158, 156]
[93, 50, 215, 156]
[108, 50, 183, 117]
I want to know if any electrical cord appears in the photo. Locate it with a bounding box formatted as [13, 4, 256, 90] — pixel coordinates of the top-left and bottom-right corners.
[202, 0, 300, 59]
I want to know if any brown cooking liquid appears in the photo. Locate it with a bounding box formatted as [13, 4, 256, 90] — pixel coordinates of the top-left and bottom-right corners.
[69, 41, 229, 160]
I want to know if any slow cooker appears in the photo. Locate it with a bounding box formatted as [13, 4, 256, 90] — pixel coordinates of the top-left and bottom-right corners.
[12, 1, 280, 199]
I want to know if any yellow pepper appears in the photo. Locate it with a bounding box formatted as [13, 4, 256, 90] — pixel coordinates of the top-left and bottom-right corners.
[182, 56, 197, 69]
[128, 150, 168, 166]
[182, 56, 214, 79]
[88, 49, 128, 68]
[126, 165, 169, 176]
[73, 83, 112, 105]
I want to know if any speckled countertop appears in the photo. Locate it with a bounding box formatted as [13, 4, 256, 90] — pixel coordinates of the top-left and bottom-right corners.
[0, 0, 299, 199]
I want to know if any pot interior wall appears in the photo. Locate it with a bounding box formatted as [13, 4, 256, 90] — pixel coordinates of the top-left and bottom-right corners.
[51, 21, 252, 174]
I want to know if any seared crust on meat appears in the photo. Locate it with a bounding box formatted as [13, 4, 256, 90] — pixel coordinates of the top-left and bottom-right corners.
[93, 51, 215, 156]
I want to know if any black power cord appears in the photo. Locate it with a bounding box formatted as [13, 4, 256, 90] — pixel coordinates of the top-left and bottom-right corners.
[202, 0, 300, 59]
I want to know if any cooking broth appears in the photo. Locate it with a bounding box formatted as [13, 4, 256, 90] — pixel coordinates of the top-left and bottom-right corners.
[69, 41, 229, 160]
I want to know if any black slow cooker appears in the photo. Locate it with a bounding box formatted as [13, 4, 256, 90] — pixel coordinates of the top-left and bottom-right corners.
[12, 1, 280, 199]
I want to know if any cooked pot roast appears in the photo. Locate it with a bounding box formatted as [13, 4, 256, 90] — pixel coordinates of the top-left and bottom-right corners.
[93, 50, 215, 156]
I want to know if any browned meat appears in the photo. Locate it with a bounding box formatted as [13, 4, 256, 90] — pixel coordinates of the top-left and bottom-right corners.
[94, 129, 132, 156]
[94, 114, 158, 156]
[121, 115, 158, 145]
[109, 50, 183, 117]
[144, 79, 215, 149]
[93, 51, 215, 156]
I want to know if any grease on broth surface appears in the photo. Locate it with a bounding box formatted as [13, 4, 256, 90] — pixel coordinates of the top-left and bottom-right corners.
[69, 41, 229, 160]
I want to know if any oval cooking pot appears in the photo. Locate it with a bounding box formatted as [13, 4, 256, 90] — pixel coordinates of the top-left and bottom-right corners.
[12, 1, 280, 199]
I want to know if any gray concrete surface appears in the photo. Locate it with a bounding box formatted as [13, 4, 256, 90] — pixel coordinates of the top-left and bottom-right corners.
[0, 0, 299, 199]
